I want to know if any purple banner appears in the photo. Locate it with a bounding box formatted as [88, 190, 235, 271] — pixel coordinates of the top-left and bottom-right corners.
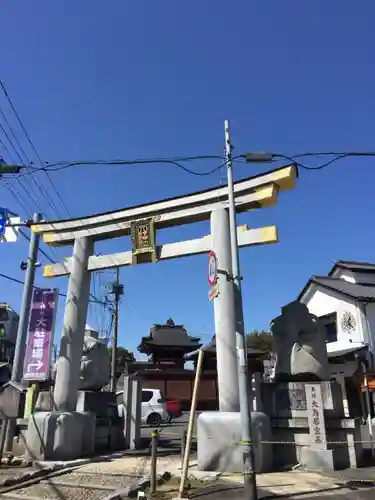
[23, 288, 58, 382]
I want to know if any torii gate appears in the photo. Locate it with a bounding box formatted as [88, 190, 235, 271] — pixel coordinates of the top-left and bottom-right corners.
[32, 164, 297, 414]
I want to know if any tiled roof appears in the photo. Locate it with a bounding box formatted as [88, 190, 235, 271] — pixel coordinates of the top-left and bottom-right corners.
[329, 260, 375, 275]
[299, 276, 375, 302]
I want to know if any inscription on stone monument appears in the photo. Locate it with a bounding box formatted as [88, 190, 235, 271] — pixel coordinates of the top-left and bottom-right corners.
[306, 383, 326, 448]
[273, 382, 307, 414]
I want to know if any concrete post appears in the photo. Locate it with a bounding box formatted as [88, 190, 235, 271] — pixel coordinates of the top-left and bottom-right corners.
[54, 237, 93, 411]
[5, 213, 41, 451]
[123, 376, 141, 449]
[210, 208, 240, 411]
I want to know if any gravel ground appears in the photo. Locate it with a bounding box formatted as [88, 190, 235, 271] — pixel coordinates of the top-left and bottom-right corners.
[0, 469, 142, 500]
[49, 471, 140, 487]
[1, 482, 112, 500]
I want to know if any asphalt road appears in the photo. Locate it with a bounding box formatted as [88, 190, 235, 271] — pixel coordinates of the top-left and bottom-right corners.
[140, 411, 194, 454]
[189, 483, 375, 500]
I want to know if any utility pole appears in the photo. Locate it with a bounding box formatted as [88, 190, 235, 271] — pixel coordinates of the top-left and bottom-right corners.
[224, 120, 257, 500]
[5, 212, 41, 451]
[110, 268, 123, 392]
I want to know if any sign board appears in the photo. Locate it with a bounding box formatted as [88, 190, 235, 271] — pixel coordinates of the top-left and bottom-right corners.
[306, 383, 326, 448]
[0, 217, 20, 243]
[207, 251, 218, 286]
[0, 209, 8, 236]
[130, 217, 157, 264]
[23, 288, 58, 382]
[208, 251, 219, 301]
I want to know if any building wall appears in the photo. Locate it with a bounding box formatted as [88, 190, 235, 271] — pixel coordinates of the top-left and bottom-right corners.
[363, 302, 375, 355]
[301, 285, 366, 346]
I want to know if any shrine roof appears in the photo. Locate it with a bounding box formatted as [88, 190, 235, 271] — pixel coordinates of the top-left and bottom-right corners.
[139, 322, 201, 347]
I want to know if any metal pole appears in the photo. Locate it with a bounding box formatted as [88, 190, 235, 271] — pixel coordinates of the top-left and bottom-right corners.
[11, 213, 41, 382]
[225, 120, 257, 500]
[5, 212, 41, 451]
[110, 267, 120, 392]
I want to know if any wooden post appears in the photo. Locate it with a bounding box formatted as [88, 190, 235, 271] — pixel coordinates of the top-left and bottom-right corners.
[150, 430, 158, 493]
[178, 348, 204, 499]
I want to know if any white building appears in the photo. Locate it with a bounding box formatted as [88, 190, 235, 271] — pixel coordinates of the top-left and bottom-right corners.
[299, 260, 375, 416]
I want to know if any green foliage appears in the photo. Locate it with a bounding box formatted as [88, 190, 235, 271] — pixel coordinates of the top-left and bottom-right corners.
[107, 346, 135, 376]
[246, 330, 273, 353]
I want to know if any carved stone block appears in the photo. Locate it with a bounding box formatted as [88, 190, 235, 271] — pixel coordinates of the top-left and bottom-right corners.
[271, 301, 329, 382]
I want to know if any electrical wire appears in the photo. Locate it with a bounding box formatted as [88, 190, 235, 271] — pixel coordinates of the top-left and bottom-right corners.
[0, 79, 71, 217]
[0, 116, 59, 217]
[7, 155, 227, 178]
[0, 106, 30, 163]
[0, 139, 34, 215]
[273, 152, 375, 171]
[8, 150, 375, 180]
[0, 270, 106, 305]
[10, 226, 111, 308]
[0, 124, 54, 216]
[2, 179, 32, 215]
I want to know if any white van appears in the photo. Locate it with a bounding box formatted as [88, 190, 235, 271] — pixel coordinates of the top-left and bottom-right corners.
[117, 388, 168, 427]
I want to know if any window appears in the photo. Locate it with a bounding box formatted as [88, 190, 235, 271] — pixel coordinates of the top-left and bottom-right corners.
[319, 313, 338, 343]
[142, 390, 153, 403]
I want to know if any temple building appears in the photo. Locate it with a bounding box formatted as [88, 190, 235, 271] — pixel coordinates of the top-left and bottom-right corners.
[122, 320, 268, 410]
[136, 318, 201, 369]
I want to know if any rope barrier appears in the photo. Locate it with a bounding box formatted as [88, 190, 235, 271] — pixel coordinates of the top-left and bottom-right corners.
[154, 428, 375, 445]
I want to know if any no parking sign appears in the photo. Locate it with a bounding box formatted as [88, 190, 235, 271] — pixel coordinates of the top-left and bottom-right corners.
[208, 251, 219, 301]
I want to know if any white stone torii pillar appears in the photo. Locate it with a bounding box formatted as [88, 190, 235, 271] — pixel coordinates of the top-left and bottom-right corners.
[211, 208, 240, 412]
[54, 237, 93, 411]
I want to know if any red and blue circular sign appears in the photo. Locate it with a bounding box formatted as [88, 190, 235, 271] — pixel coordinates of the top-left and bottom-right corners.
[207, 251, 218, 286]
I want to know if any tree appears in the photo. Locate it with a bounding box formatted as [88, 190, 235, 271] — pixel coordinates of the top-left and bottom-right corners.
[107, 346, 136, 377]
[246, 330, 273, 354]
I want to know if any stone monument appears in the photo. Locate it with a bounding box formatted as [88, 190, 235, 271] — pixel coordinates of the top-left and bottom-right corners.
[50, 327, 110, 391]
[271, 301, 329, 381]
[262, 300, 363, 471]
[51, 327, 110, 391]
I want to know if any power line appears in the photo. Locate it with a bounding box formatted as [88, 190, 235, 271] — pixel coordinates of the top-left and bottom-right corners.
[244, 151, 375, 171]
[0, 269, 106, 305]
[0, 106, 30, 163]
[0, 112, 59, 217]
[15, 228, 109, 308]
[0, 126, 54, 216]
[2, 180, 32, 215]
[0, 79, 71, 217]
[7, 150, 375, 180]
[9, 157, 226, 178]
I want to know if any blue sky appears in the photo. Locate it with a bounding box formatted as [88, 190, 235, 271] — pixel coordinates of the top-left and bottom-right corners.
[1, 1, 375, 359]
